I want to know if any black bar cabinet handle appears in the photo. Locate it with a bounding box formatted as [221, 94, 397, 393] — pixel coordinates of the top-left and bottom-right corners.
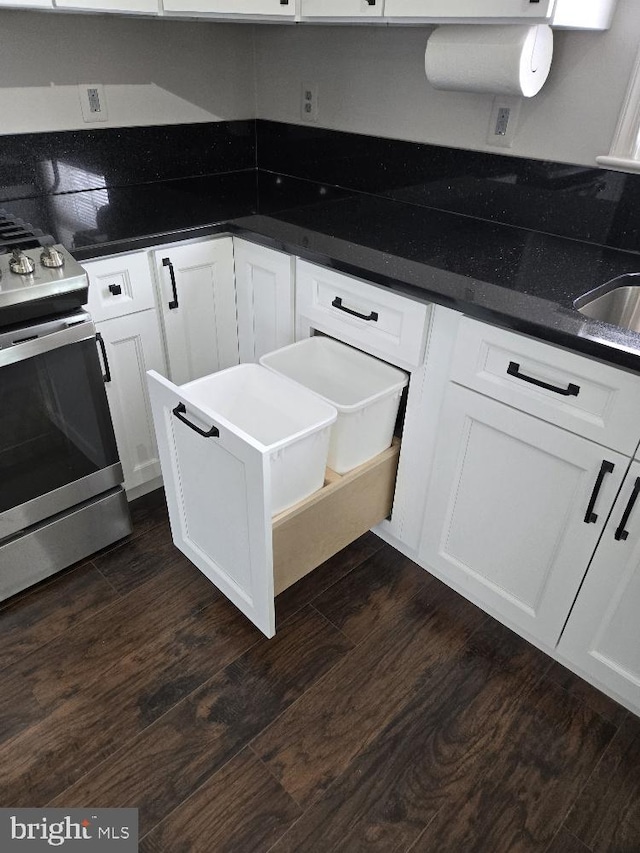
[108, 283, 122, 296]
[172, 403, 219, 438]
[163, 257, 179, 310]
[615, 477, 640, 541]
[584, 460, 615, 524]
[331, 297, 379, 322]
[507, 361, 580, 397]
[95, 332, 111, 384]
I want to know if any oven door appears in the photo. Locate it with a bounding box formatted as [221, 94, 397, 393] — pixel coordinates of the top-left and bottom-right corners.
[0, 314, 123, 541]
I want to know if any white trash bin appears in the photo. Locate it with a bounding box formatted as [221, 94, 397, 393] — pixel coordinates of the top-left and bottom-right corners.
[180, 363, 337, 515]
[260, 337, 408, 474]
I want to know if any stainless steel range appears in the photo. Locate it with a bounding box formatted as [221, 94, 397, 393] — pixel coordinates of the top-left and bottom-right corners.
[0, 216, 132, 602]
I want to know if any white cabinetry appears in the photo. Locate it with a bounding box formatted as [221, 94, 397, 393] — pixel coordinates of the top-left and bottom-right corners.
[54, 0, 159, 12]
[0, 1, 52, 7]
[152, 237, 239, 386]
[384, 0, 617, 29]
[233, 238, 294, 363]
[418, 382, 629, 648]
[161, 0, 296, 19]
[84, 251, 167, 496]
[558, 462, 640, 712]
[300, 0, 384, 21]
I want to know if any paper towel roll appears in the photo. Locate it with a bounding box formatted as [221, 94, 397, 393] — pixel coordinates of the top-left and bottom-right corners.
[425, 25, 553, 98]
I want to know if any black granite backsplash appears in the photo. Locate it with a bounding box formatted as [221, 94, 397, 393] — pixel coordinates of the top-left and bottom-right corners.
[256, 121, 640, 254]
[0, 120, 256, 203]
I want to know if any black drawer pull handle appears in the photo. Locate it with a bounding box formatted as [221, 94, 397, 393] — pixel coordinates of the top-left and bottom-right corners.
[331, 297, 379, 322]
[108, 283, 122, 296]
[507, 362, 580, 397]
[163, 257, 179, 310]
[172, 403, 219, 438]
[96, 331, 111, 384]
[615, 477, 640, 541]
[584, 460, 615, 524]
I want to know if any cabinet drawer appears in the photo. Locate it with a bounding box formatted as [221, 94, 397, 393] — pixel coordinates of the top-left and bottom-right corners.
[296, 260, 429, 371]
[148, 369, 399, 638]
[85, 252, 155, 322]
[451, 317, 640, 455]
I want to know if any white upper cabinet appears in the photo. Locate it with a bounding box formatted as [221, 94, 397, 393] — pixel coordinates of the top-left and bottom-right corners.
[161, 0, 296, 19]
[300, 0, 384, 20]
[384, 0, 618, 30]
[54, 0, 159, 12]
[0, 1, 52, 7]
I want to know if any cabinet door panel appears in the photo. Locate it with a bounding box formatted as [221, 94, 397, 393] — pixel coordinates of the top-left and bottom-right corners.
[155, 238, 239, 386]
[147, 370, 274, 637]
[85, 251, 155, 323]
[384, 0, 554, 22]
[98, 310, 166, 492]
[234, 239, 294, 363]
[301, 0, 384, 18]
[54, 0, 158, 11]
[162, 0, 295, 16]
[419, 383, 628, 647]
[559, 460, 640, 713]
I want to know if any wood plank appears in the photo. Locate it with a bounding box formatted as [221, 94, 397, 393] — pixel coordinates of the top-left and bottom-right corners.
[51, 607, 352, 836]
[412, 676, 616, 853]
[273, 441, 400, 595]
[0, 594, 260, 807]
[275, 531, 384, 626]
[253, 574, 487, 809]
[564, 714, 640, 853]
[545, 660, 628, 728]
[0, 562, 119, 672]
[139, 748, 301, 853]
[312, 543, 429, 644]
[269, 619, 552, 853]
[545, 829, 593, 853]
[0, 557, 218, 747]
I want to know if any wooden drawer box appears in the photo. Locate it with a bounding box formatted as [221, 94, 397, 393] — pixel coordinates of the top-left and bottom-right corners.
[450, 317, 640, 455]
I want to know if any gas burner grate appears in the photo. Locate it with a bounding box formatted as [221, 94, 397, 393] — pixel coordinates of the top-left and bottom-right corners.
[0, 210, 54, 254]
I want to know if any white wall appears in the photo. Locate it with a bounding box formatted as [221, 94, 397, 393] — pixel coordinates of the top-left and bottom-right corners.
[254, 0, 640, 167]
[0, 10, 255, 133]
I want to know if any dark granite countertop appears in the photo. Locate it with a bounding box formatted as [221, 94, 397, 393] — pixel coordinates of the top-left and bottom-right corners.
[12, 173, 640, 374]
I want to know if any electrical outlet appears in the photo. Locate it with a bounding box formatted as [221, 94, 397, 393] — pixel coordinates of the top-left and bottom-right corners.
[301, 82, 319, 123]
[487, 96, 521, 148]
[79, 84, 108, 123]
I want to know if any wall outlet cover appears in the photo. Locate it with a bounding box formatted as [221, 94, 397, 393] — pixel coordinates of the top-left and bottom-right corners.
[301, 82, 319, 123]
[79, 84, 108, 123]
[487, 96, 522, 148]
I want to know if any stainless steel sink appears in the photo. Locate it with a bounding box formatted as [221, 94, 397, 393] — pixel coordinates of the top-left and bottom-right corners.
[575, 274, 640, 332]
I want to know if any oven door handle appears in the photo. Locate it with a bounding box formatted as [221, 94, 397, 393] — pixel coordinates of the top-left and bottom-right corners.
[0, 318, 96, 368]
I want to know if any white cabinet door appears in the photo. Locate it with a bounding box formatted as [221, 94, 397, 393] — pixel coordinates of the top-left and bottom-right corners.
[301, 0, 384, 19]
[234, 238, 294, 364]
[384, 0, 554, 22]
[97, 310, 167, 493]
[161, 0, 296, 18]
[54, 0, 159, 11]
[558, 460, 640, 714]
[147, 370, 275, 637]
[418, 383, 629, 648]
[154, 237, 239, 386]
[0, 1, 52, 7]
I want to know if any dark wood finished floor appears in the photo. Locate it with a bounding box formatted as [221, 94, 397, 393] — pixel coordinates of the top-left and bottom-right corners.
[0, 489, 638, 852]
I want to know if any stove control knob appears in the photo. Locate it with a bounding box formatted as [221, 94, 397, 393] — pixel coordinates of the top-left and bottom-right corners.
[9, 250, 35, 275]
[40, 246, 65, 268]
